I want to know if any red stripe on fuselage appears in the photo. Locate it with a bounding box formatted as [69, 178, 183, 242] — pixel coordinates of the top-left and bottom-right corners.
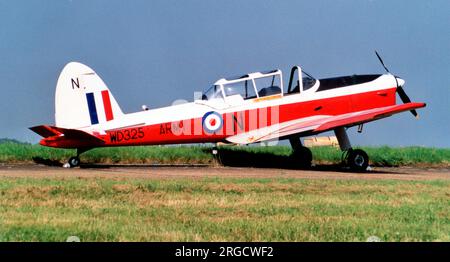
[102, 87, 397, 146]
[101, 90, 114, 121]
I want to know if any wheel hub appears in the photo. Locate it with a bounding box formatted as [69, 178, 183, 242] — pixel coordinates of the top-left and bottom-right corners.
[354, 154, 365, 166]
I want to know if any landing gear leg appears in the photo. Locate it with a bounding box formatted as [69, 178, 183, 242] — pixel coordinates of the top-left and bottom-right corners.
[209, 144, 223, 166]
[289, 136, 312, 169]
[334, 127, 369, 172]
[66, 148, 90, 168]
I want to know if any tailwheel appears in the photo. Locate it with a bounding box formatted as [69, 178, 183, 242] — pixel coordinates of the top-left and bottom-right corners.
[67, 156, 80, 168]
[65, 148, 90, 168]
[290, 146, 312, 169]
[346, 149, 369, 172]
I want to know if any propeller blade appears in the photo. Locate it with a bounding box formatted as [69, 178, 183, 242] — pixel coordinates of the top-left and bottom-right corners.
[375, 51, 418, 118]
[375, 50, 390, 73]
[397, 86, 418, 117]
[396, 86, 411, 103]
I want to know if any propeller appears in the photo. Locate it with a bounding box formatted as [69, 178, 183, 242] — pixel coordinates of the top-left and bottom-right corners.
[375, 50, 418, 118]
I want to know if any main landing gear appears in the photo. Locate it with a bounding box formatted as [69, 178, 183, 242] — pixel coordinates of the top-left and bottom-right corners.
[334, 127, 369, 172]
[344, 148, 369, 172]
[289, 128, 370, 172]
[65, 148, 90, 168]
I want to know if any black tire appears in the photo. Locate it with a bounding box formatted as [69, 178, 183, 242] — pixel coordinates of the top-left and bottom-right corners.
[68, 157, 80, 168]
[290, 146, 312, 169]
[347, 149, 369, 172]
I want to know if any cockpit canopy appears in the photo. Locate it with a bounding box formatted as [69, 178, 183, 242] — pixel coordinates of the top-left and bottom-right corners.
[202, 85, 223, 101]
[202, 70, 284, 101]
[201, 66, 383, 104]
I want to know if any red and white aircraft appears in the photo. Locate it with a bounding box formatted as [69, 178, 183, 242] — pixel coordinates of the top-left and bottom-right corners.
[31, 52, 426, 171]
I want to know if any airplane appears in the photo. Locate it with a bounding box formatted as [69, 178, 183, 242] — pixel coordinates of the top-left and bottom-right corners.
[30, 52, 426, 171]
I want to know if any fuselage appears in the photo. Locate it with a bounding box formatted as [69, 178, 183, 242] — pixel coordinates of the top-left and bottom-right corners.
[40, 73, 399, 149]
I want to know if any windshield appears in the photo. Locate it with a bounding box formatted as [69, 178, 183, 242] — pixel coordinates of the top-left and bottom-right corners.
[202, 85, 223, 100]
[223, 79, 256, 99]
[302, 71, 317, 91]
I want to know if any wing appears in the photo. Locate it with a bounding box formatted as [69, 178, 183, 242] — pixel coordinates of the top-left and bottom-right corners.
[225, 102, 426, 144]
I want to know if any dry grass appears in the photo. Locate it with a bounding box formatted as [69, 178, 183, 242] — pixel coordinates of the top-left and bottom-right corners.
[0, 177, 448, 241]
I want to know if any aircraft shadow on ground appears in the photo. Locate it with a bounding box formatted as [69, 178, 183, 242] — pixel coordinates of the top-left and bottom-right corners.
[213, 148, 399, 174]
[214, 149, 349, 172]
[214, 149, 298, 169]
[32, 157, 63, 167]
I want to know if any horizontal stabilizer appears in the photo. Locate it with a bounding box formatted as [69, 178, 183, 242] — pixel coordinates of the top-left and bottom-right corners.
[53, 127, 105, 144]
[30, 125, 105, 144]
[29, 125, 61, 138]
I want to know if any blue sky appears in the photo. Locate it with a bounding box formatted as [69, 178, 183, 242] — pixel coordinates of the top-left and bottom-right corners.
[0, 0, 448, 147]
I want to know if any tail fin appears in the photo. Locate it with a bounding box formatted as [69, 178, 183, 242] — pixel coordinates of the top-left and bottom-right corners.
[55, 62, 123, 129]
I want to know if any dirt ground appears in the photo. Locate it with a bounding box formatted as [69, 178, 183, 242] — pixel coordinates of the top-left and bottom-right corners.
[0, 163, 448, 181]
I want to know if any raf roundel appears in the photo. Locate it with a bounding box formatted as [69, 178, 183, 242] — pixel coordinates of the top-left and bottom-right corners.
[202, 111, 223, 133]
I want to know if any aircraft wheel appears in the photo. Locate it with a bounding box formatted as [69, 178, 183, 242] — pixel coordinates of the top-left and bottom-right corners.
[291, 146, 312, 169]
[68, 157, 80, 168]
[347, 149, 369, 172]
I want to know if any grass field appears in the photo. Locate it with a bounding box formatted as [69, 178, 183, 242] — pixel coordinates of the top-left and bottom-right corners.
[0, 141, 448, 242]
[0, 141, 449, 167]
[0, 177, 448, 241]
